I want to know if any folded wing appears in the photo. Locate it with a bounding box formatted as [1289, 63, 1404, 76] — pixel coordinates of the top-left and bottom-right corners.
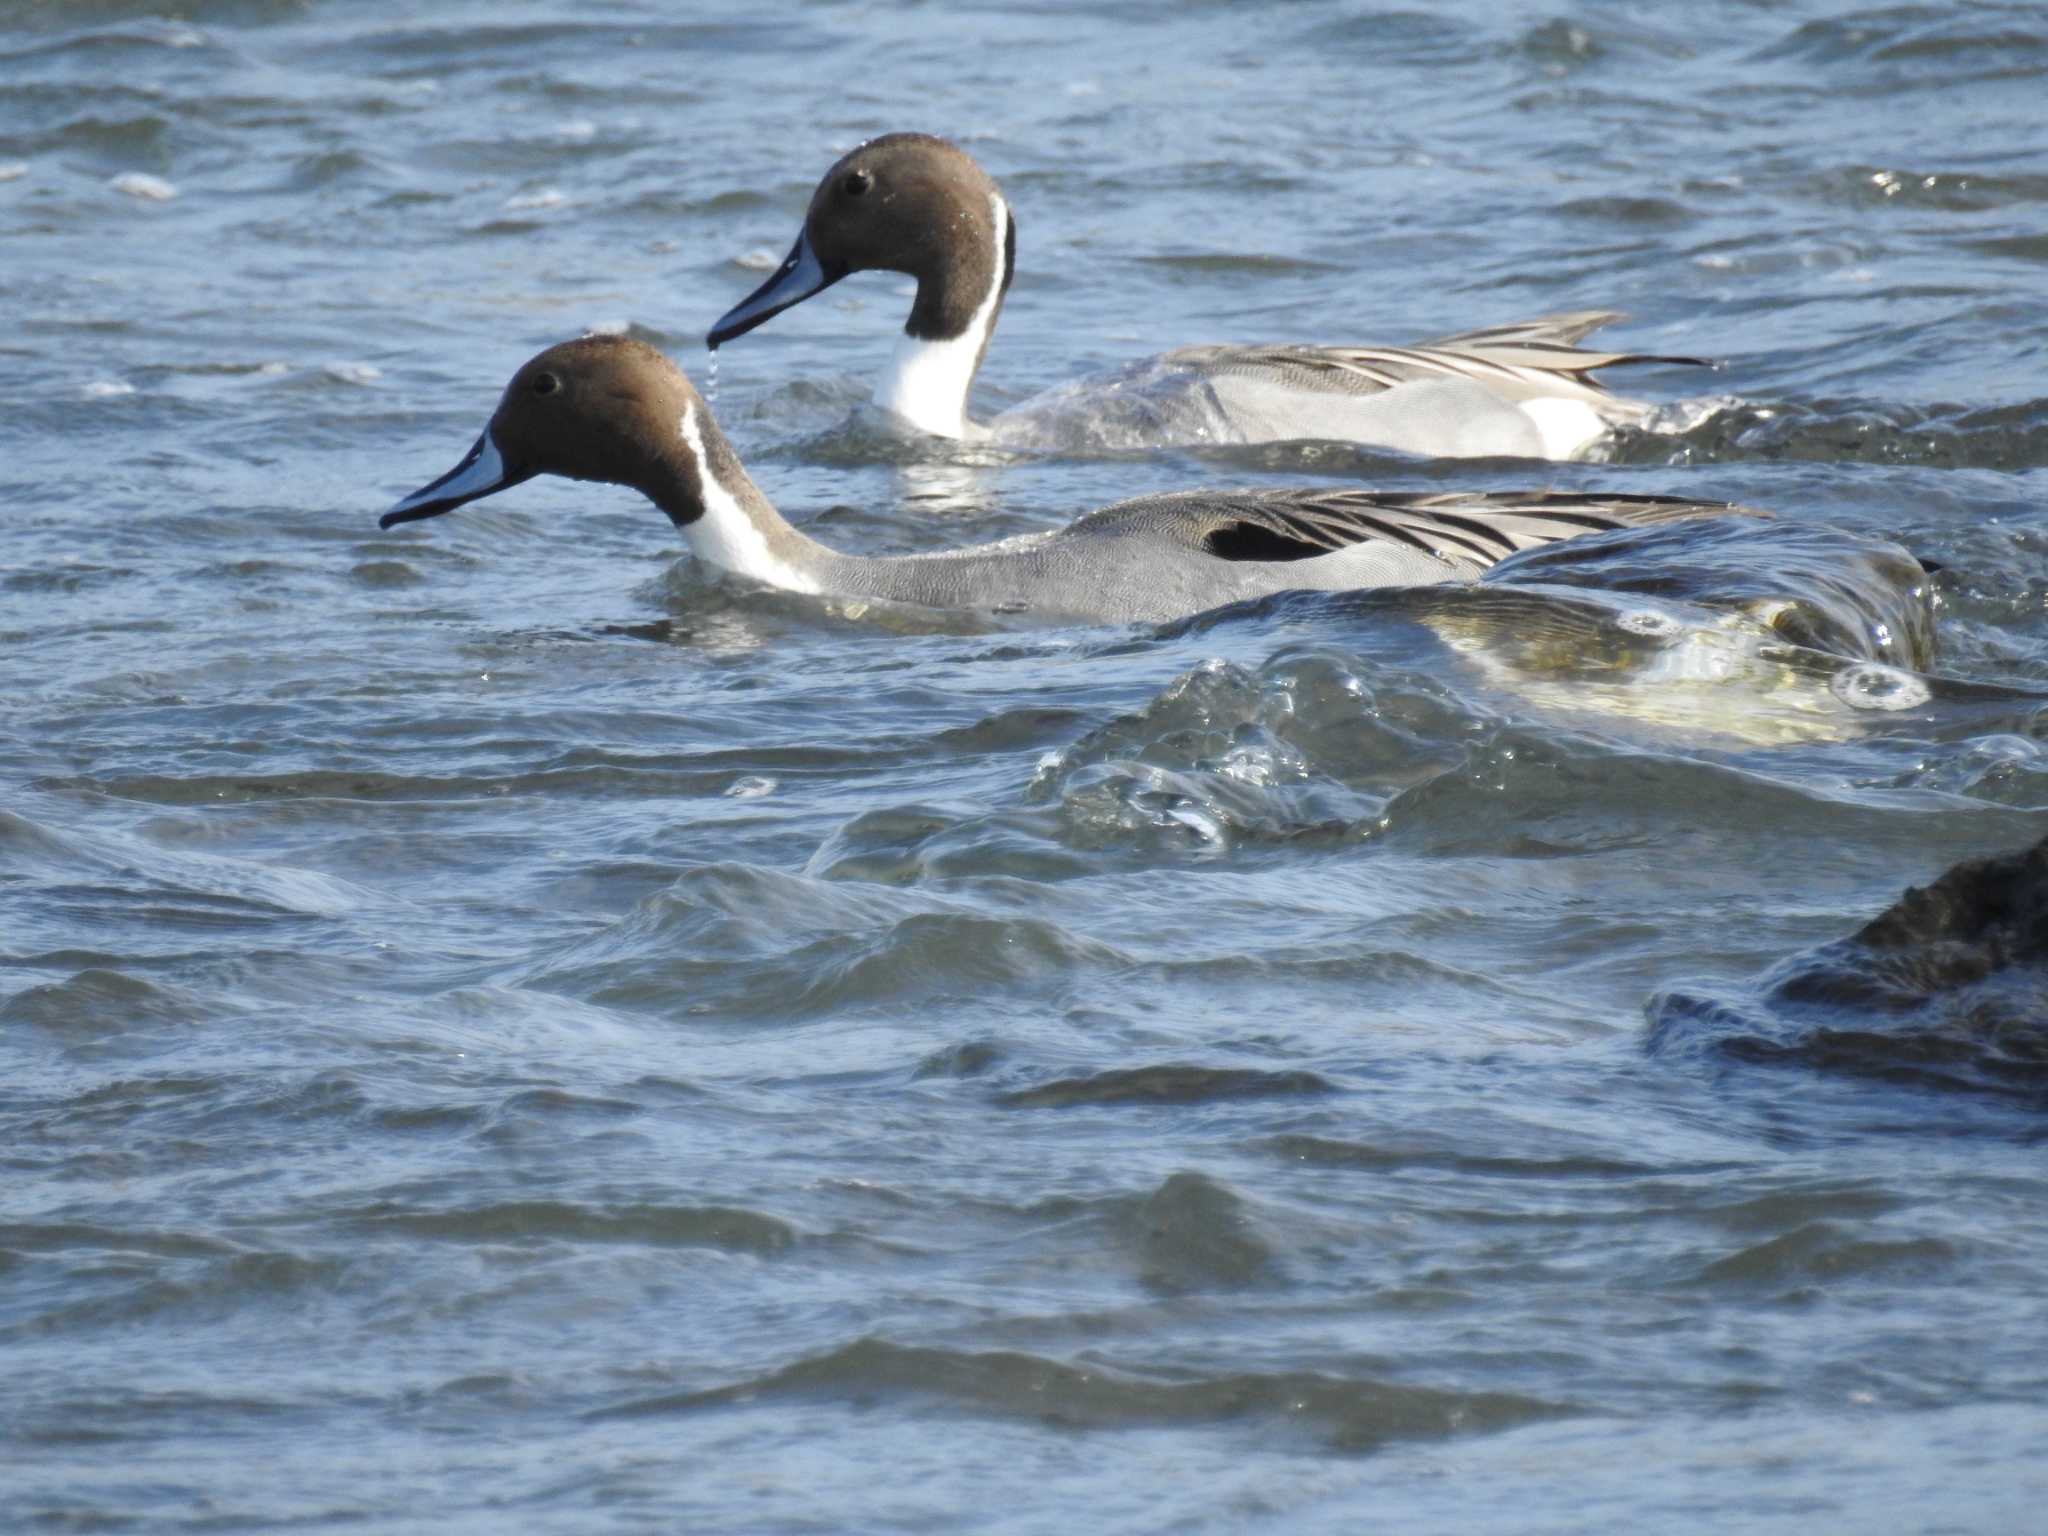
[1084, 487, 1753, 576]
[1164, 310, 1709, 425]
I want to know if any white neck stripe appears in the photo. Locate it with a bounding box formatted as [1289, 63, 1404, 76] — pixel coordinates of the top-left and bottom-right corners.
[873, 190, 1007, 440]
[676, 402, 818, 593]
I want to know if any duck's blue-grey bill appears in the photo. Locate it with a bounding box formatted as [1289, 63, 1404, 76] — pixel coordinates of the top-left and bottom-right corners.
[706, 231, 841, 348]
[381, 430, 529, 528]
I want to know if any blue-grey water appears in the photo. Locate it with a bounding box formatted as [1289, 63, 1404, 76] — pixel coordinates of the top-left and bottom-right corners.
[6, 2, 2048, 1529]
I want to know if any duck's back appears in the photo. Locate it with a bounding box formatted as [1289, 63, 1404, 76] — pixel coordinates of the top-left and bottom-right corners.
[825, 488, 1747, 625]
[986, 311, 1701, 458]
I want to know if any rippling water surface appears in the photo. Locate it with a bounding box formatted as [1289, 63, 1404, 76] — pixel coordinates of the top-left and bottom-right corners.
[7, 1, 2048, 1529]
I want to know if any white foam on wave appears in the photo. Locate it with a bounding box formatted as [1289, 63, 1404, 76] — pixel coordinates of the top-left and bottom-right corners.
[1616, 608, 1683, 637]
[1830, 663, 1932, 713]
[110, 172, 177, 202]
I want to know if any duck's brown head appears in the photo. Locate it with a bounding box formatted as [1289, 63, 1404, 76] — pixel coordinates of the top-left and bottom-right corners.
[706, 132, 1013, 349]
[381, 335, 720, 529]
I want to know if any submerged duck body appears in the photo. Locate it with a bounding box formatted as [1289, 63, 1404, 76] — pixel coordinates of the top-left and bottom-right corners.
[705, 133, 1705, 459]
[382, 335, 1747, 626]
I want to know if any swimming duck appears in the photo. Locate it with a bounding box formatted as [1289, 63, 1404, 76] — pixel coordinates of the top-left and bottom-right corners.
[381, 335, 1745, 626]
[705, 133, 1704, 459]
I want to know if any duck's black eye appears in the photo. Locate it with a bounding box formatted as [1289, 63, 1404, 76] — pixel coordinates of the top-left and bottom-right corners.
[530, 372, 560, 396]
[841, 167, 873, 198]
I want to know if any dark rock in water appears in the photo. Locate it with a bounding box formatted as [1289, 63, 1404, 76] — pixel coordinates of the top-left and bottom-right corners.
[1649, 835, 2048, 1101]
[1776, 836, 2048, 1011]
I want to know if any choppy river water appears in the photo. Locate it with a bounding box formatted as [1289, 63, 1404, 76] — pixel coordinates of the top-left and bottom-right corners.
[5, 2, 2048, 1529]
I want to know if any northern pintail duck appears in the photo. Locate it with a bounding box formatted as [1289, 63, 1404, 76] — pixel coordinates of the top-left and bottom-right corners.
[382, 335, 1745, 626]
[705, 133, 1704, 460]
